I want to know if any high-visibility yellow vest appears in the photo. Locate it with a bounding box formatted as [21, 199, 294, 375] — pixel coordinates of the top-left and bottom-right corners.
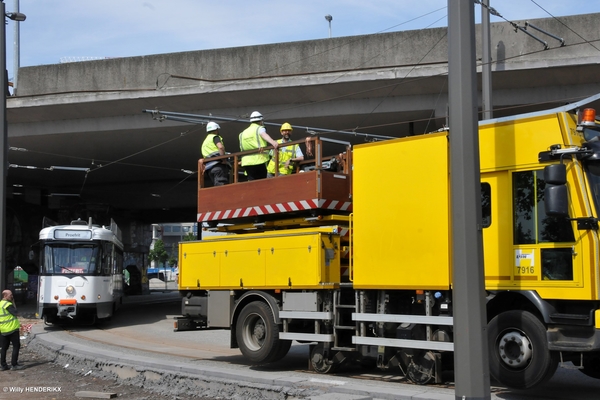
[239, 124, 268, 166]
[0, 299, 19, 335]
[201, 133, 224, 158]
[267, 139, 298, 175]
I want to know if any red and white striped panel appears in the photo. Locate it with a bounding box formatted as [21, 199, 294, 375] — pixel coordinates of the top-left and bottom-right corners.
[198, 198, 352, 222]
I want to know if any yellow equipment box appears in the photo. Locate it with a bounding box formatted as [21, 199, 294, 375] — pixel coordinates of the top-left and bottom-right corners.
[179, 227, 341, 290]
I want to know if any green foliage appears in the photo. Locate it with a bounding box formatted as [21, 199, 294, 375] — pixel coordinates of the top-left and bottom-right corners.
[148, 239, 169, 267]
[182, 232, 197, 241]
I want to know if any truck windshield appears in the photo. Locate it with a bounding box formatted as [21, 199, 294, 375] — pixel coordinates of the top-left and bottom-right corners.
[585, 161, 600, 217]
[41, 243, 102, 275]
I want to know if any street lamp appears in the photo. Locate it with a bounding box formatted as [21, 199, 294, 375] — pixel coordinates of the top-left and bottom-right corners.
[325, 15, 332, 38]
[0, 0, 25, 292]
[12, 0, 24, 94]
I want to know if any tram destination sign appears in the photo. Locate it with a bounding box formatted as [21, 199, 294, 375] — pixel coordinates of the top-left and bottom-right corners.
[54, 230, 92, 240]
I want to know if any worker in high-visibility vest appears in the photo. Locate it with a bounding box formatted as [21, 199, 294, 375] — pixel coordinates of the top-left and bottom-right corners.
[201, 122, 230, 186]
[0, 290, 22, 371]
[267, 122, 304, 177]
[239, 111, 279, 180]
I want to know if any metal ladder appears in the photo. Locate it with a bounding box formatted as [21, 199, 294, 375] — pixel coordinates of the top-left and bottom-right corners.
[332, 285, 357, 351]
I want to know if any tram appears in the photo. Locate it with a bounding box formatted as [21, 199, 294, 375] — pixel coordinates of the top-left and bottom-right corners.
[37, 218, 124, 324]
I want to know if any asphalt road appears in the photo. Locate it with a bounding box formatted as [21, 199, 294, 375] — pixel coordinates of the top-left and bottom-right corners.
[23, 291, 600, 400]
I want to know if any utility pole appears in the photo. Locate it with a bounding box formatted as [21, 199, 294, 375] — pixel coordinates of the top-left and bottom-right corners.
[0, 0, 7, 293]
[481, 0, 493, 119]
[448, 1, 491, 399]
[0, 0, 24, 293]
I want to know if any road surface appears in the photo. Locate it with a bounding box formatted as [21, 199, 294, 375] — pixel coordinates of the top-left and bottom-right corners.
[25, 291, 600, 400]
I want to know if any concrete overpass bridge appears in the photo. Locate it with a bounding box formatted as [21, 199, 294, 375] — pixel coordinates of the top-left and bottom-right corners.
[4, 12, 600, 274]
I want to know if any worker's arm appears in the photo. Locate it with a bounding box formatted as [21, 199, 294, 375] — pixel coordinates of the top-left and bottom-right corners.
[213, 136, 226, 156]
[291, 146, 304, 162]
[260, 132, 279, 150]
[7, 303, 18, 316]
[285, 146, 304, 169]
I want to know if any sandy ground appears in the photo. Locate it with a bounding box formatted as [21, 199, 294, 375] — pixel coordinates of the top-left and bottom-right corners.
[0, 343, 191, 400]
[0, 308, 212, 400]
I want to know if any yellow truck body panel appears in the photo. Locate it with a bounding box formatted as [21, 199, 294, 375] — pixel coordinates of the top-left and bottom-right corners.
[349, 110, 599, 300]
[179, 227, 341, 290]
[352, 132, 451, 289]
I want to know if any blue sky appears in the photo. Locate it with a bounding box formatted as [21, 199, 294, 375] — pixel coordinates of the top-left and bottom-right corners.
[4, 0, 600, 82]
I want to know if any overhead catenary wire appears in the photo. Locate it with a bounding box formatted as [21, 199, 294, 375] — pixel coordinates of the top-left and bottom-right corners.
[16, 4, 598, 182]
[12, 5, 598, 200]
[142, 109, 396, 141]
[528, 0, 600, 53]
[8, 126, 203, 198]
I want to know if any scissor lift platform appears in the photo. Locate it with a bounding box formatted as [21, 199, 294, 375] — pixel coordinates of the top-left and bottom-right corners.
[197, 170, 352, 227]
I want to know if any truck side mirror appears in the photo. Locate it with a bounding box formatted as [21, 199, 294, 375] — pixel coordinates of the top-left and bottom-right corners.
[544, 163, 566, 185]
[544, 164, 568, 217]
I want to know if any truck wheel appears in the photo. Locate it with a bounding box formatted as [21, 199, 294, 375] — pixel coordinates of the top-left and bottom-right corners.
[236, 301, 283, 364]
[270, 338, 292, 363]
[488, 310, 558, 389]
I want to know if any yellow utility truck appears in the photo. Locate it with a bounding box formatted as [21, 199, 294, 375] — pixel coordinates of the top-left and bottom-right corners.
[162, 93, 600, 389]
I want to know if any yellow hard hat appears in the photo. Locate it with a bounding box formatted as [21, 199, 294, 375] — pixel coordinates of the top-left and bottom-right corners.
[280, 122, 293, 132]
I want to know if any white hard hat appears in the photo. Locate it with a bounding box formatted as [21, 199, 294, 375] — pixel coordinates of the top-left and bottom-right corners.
[250, 111, 263, 122]
[206, 121, 220, 132]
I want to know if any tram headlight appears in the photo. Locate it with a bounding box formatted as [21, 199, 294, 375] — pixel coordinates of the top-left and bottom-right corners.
[66, 285, 75, 295]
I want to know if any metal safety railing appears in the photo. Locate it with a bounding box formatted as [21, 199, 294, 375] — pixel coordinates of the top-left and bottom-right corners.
[198, 136, 352, 188]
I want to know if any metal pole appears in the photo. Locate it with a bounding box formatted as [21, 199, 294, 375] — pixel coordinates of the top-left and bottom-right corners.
[448, 1, 490, 399]
[0, 0, 7, 292]
[481, 0, 493, 119]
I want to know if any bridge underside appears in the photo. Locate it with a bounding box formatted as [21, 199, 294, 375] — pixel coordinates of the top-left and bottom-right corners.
[6, 13, 600, 227]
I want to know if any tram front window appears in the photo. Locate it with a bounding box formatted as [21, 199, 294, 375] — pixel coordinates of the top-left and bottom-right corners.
[42, 244, 101, 275]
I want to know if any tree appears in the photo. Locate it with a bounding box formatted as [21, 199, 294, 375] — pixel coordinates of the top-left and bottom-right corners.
[182, 232, 197, 241]
[148, 239, 169, 269]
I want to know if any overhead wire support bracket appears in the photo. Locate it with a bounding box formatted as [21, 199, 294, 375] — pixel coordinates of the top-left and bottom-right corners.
[475, 0, 563, 50]
[515, 25, 548, 50]
[525, 22, 565, 47]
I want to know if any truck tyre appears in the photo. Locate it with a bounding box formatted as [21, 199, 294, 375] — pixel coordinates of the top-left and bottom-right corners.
[236, 301, 285, 364]
[270, 338, 292, 363]
[488, 310, 558, 389]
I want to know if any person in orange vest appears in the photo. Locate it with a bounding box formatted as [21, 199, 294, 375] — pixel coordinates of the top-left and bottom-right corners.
[0, 289, 23, 371]
[267, 123, 304, 177]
